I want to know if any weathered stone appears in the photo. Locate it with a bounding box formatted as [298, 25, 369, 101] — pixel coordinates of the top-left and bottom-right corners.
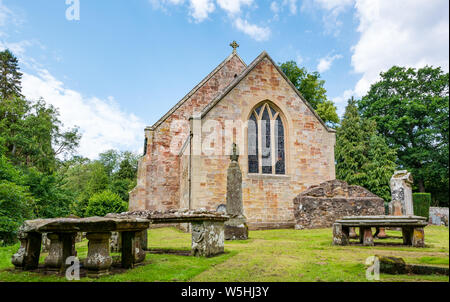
[44, 232, 77, 271]
[360, 227, 374, 246]
[412, 227, 425, 247]
[294, 180, 385, 229]
[84, 232, 113, 277]
[191, 221, 225, 257]
[389, 170, 414, 216]
[377, 255, 449, 275]
[332, 223, 349, 246]
[11, 232, 42, 270]
[429, 207, 449, 226]
[225, 143, 248, 240]
[348, 227, 357, 238]
[41, 233, 51, 253]
[110, 232, 121, 253]
[333, 216, 428, 247]
[121, 231, 146, 269]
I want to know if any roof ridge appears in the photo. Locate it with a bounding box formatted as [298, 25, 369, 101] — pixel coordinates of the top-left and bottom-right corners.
[197, 51, 335, 133]
[146, 52, 247, 131]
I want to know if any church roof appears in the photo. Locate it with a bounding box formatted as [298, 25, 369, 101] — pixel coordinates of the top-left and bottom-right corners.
[197, 51, 336, 133]
[146, 52, 247, 131]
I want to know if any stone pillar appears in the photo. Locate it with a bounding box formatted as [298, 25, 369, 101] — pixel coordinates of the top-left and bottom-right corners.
[41, 233, 51, 253]
[359, 227, 374, 246]
[412, 228, 425, 247]
[332, 223, 349, 246]
[191, 221, 225, 257]
[225, 143, 248, 240]
[110, 232, 121, 253]
[140, 229, 148, 251]
[349, 227, 357, 238]
[85, 232, 112, 277]
[390, 170, 414, 216]
[11, 232, 42, 270]
[44, 233, 77, 271]
[402, 227, 413, 245]
[121, 231, 146, 269]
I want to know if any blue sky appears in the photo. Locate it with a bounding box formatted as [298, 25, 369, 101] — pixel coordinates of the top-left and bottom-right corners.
[1, 0, 448, 158]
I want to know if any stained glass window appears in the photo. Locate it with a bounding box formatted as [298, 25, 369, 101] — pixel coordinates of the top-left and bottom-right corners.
[247, 102, 285, 175]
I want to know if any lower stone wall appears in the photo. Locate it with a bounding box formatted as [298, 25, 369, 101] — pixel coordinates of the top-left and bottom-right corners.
[429, 207, 449, 226]
[293, 180, 385, 229]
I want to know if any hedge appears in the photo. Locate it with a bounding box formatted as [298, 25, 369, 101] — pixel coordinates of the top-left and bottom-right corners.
[413, 193, 431, 219]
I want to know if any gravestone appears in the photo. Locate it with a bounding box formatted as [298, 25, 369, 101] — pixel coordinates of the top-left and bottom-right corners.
[389, 170, 414, 216]
[224, 143, 248, 240]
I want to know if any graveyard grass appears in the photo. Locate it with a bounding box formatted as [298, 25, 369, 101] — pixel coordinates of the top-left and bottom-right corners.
[0, 226, 448, 282]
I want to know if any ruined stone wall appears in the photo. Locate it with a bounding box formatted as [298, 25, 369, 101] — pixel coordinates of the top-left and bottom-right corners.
[293, 180, 385, 229]
[129, 54, 246, 211]
[429, 207, 449, 226]
[192, 57, 336, 229]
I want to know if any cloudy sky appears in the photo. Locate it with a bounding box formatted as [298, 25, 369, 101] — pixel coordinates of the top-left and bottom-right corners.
[0, 0, 448, 159]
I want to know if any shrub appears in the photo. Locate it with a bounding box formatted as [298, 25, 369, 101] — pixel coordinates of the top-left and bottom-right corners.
[85, 190, 127, 217]
[413, 193, 431, 219]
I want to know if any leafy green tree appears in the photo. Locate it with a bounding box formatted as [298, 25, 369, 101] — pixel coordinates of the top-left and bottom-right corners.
[359, 66, 449, 205]
[85, 190, 127, 217]
[335, 98, 397, 202]
[279, 60, 339, 125]
[0, 49, 23, 99]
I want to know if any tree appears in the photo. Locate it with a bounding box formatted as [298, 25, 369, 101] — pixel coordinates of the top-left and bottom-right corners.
[85, 190, 127, 217]
[0, 49, 23, 99]
[359, 66, 449, 205]
[335, 98, 397, 202]
[279, 60, 339, 125]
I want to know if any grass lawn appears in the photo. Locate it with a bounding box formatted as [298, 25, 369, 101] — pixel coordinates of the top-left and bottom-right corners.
[0, 226, 448, 282]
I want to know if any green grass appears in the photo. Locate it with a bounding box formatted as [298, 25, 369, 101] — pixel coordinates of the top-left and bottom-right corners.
[0, 226, 448, 282]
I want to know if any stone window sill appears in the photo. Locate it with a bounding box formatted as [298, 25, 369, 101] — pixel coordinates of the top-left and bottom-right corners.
[246, 173, 291, 180]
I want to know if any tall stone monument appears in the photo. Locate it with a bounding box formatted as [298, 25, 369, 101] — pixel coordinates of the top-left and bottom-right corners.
[224, 143, 248, 240]
[390, 170, 414, 216]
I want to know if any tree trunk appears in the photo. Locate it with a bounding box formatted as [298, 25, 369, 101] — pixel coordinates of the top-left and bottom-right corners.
[418, 179, 425, 192]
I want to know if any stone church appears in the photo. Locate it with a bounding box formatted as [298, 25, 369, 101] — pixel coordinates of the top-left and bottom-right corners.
[129, 42, 336, 229]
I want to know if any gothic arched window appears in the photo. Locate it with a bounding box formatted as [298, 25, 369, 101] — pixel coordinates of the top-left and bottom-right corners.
[248, 102, 285, 175]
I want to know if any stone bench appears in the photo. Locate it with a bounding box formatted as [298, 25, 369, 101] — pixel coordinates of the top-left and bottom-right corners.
[333, 215, 428, 247]
[108, 209, 230, 257]
[11, 216, 150, 277]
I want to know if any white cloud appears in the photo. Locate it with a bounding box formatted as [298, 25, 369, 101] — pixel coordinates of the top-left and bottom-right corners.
[234, 17, 270, 41]
[283, 0, 298, 15]
[0, 40, 32, 57]
[0, 0, 13, 27]
[20, 69, 145, 159]
[331, 89, 354, 117]
[270, 1, 280, 14]
[301, 0, 354, 35]
[217, 0, 253, 15]
[317, 54, 342, 72]
[188, 0, 215, 22]
[351, 0, 449, 96]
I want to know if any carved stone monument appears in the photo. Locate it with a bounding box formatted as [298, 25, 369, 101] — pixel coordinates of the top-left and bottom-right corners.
[390, 170, 414, 216]
[224, 143, 248, 240]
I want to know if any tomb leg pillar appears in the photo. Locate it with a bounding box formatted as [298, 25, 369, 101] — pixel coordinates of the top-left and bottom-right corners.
[44, 232, 77, 272]
[11, 232, 42, 270]
[412, 228, 425, 247]
[402, 227, 413, 245]
[85, 232, 112, 277]
[191, 221, 225, 257]
[349, 227, 357, 238]
[121, 231, 146, 269]
[332, 223, 349, 246]
[360, 227, 374, 246]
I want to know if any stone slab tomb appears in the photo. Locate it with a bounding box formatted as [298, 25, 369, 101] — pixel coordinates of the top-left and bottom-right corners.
[332, 215, 428, 247]
[11, 216, 150, 277]
[293, 179, 385, 229]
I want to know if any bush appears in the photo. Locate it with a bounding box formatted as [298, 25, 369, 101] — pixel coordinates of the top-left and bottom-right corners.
[413, 193, 431, 219]
[85, 190, 127, 217]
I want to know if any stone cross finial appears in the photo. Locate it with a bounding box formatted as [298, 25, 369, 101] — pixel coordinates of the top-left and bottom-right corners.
[230, 143, 239, 162]
[230, 41, 239, 54]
